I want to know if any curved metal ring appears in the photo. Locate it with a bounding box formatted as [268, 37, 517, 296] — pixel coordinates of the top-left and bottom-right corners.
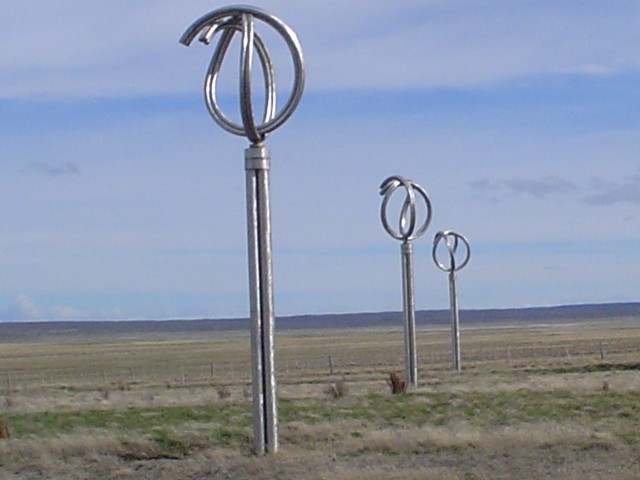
[201, 18, 275, 143]
[180, 5, 305, 145]
[380, 175, 433, 242]
[432, 230, 471, 272]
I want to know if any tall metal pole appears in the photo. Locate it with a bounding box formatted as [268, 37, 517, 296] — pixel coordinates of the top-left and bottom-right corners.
[380, 176, 432, 387]
[245, 145, 277, 452]
[433, 230, 471, 372]
[448, 269, 461, 371]
[401, 241, 418, 386]
[180, 6, 304, 455]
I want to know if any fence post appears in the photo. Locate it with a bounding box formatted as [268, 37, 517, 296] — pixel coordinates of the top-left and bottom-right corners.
[328, 355, 334, 375]
[599, 341, 605, 361]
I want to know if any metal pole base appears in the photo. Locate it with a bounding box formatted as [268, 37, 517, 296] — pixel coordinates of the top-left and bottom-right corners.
[450, 271, 461, 372]
[245, 145, 278, 454]
[401, 242, 418, 387]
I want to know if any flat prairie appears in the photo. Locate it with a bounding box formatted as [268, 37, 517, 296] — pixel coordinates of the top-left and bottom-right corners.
[1, 317, 639, 479]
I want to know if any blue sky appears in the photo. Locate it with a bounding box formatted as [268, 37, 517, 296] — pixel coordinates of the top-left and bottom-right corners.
[1, 0, 639, 321]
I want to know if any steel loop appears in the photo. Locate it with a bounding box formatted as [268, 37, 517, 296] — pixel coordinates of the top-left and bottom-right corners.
[180, 5, 305, 145]
[380, 175, 433, 242]
[432, 230, 471, 273]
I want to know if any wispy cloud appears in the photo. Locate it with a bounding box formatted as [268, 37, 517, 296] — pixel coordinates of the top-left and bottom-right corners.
[470, 176, 578, 199]
[584, 169, 640, 205]
[32, 162, 80, 176]
[470, 169, 640, 205]
[502, 177, 578, 198]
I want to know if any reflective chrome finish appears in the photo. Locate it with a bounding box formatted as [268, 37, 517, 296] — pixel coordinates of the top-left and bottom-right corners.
[180, 5, 305, 145]
[380, 176, 432, 387]
[432, 231, 471, 371]
[181, 5, 305, 455]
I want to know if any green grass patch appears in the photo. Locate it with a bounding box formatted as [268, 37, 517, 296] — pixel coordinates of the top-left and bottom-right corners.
[279, 389, 640, 441]
[6, 387, 640, 451]
[7, 403, 252, 439]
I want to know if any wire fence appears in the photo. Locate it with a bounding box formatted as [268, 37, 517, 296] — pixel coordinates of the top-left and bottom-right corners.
[3, 337, 639, 391]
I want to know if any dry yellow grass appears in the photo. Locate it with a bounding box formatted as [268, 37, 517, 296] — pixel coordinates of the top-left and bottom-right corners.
[1, 318, 639, 479]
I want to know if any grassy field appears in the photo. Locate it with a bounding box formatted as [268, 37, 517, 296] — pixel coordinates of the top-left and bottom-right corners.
[1, 317, 639, 479]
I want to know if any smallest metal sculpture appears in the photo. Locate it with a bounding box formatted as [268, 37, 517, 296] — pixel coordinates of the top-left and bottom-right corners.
[380, 176, 432, 387]
[432, 231, 471, 371]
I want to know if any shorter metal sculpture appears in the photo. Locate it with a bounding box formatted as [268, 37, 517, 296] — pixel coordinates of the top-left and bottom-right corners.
[380, 176, 432, 387]
[432, 231, 470, 371]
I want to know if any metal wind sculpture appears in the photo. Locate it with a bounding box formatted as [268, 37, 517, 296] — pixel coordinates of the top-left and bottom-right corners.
[432, 230, 471, 371]
[180, 5, 305, 455]
[380, 176, 432, 387]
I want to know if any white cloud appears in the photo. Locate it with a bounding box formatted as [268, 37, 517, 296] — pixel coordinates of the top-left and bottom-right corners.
[1, 1, 639, 99]
[2, 294, 41, 321]
[0, 294, 123, 322]
[310, 1, 640, 90]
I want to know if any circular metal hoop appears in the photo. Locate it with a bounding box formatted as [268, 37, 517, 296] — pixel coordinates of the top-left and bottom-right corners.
[380, 175, 433, 242]
[432, 230, 471, 273]
[180, 5, 305, 145]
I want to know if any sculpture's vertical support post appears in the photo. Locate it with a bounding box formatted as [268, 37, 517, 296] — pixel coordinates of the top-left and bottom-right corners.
[380, 176, 432, 388]
[181, 5, 304, 455]
[245, 145, 277, 454]
[432, 230, 470, 373]
[401, 241, 418, 386]
[449, 270, 461, 371]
